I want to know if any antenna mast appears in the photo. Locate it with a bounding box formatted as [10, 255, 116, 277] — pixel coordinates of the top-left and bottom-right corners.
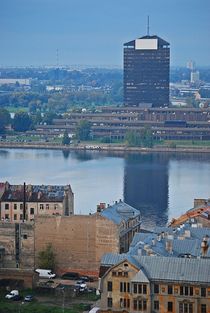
[147, 15, 150, 36]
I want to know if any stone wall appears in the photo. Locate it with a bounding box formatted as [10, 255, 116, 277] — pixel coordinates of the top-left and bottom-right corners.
[0, 222, 34, 269]
[34, 214, 119, 276]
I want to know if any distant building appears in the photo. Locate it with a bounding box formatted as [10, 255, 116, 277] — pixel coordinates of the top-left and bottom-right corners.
[124, 35, 170, 107]
[0, 182, 74, 222]
[99, 255, 210, 313]
[191, 71, 200, 84]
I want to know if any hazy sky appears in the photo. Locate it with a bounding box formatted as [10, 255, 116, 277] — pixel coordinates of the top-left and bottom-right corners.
[0, 0, 210, 67]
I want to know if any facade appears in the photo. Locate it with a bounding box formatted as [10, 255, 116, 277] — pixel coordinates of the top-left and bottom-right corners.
[0, 200, 140, 276]
[0, 182, 74, 222]
[124, 35, 170, 107]
[100, 256, 210, 313]
[30, 106, 210, 141]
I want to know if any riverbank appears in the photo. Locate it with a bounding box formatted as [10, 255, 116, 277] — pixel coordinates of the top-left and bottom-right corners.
[1, 141, 210, 153]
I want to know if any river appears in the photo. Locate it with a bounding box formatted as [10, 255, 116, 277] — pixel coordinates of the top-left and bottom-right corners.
[0, 148, 210, 229]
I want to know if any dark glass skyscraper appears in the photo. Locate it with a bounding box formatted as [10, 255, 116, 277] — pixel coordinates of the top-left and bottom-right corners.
[124, 35, 170, 107]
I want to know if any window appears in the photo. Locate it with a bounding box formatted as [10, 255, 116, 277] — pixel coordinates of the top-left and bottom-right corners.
[190, 287, 193, 296]
[23, 234, 27, 239]
[138, 284, 142, 293]
[14, 214, 17, 220]
[30, 207, 34, 215]
[168, 302, 173, 312]
[168, 285, 173, 294]
[14, 204, 17, 210]
[5, 214, 9, 219]
[180, 303, 192, 313]
[54, 204, 58, 210]
[154, 284, 159, 293]
[201, 304, 206, 313]
[133, 283, 137, 293]
[201, 287, 206, 297]
[133, 299, 147, 311]
[20, 214, 23, 220]
[5, 203, 9, 210]
[46, 204, 49, 210]
[107, 281, 112, 292]
[40, 204, 44, 210]
[112, 271, 116, 277]
[20, 204, 23, 210]
[154, 300, 159, 310]
[180, 286, 190, 296]
[133, 299, 137, 310]
[107, 297, 112, 308]
[120, 282, 130, 293]
[143, 284, 147, 294]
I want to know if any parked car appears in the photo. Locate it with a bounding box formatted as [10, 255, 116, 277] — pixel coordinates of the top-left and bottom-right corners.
[24, 295, 33, 302]
[74, 282, 87, 293]
[79, 275, 94, 282]
[5, 290, 19, 299]
[61, 272, 80, 280]
[12, 295, 22, 301]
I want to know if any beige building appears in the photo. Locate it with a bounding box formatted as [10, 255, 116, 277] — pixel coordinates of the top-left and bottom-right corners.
[100, 255, 210, 313]
[0, 200, 141, 276]
[0, 182, 74, 222]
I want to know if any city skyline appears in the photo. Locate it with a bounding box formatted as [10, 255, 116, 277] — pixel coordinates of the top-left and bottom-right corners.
[0, 0, 210, 67]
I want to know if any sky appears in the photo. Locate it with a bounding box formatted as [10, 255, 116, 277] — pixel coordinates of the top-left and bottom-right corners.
[0, 0, 210, 67]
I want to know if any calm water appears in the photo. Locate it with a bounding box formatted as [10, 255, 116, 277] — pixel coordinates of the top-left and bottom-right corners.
[0, 148, 210, 229]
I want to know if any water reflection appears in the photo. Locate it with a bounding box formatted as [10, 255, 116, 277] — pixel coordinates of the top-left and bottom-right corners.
[0, 149, 10, 158]
[0, 148, 210, 229]
[124, 153, 169, 229]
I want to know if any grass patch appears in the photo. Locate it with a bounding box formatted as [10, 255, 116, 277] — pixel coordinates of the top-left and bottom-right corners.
[0, 302, 89, 313]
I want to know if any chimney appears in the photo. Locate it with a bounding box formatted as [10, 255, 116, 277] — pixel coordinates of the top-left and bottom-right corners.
[97, 203, 106, 212]
[37, 191, 42, 200]
[165, 240, 173, 254]
[152, 238, 156, 246]
[201, 236, 209, 257]
[23, 182, 26, 222]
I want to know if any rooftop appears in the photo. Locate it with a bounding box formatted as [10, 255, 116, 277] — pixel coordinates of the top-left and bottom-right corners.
[99, 200, 140, 225]
[0, 182, 73, 203]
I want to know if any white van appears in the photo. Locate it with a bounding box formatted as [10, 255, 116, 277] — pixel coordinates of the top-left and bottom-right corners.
[35, 269, 56, 279]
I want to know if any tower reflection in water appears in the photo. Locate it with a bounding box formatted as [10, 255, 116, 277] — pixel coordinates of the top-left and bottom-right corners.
[124, 153, 169, 229]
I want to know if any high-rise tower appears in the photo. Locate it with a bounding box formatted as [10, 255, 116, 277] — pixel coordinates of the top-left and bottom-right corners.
[124, 34, 170, 107]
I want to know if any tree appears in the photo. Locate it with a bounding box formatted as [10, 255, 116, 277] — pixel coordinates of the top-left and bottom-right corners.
[38, 243, 56, 271]
[125, 127, 154, 147]
[76, 120, 91, 141]
[0, 108, 11, 133]
[62, 130, 70, 145]
[13, 112, 32, 132]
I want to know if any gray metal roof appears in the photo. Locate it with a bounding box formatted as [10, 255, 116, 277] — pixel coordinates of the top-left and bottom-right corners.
[101, 253, 210, 284]
[134, 256, 210, 284]
[131, 270, 149, 283]
[100, 201, 140, 225]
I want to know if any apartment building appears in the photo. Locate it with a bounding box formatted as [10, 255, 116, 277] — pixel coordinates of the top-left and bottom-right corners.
[100, 255, 210, 313]
[0, 182, 74, 222]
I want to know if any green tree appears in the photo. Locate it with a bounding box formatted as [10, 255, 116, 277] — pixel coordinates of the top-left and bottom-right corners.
[125, 127, 154, 147]
[76, 120, 91, 141]
[0, 108, 11, 133]
[38, 243, 56, 271]
[62, 130, 70, 145]
[43, 111, 57, 125]
[13, 111, 32, 132]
